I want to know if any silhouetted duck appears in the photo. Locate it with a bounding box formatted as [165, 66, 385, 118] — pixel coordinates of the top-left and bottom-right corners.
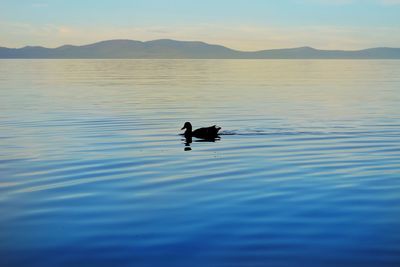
[181, 122, 221, 139]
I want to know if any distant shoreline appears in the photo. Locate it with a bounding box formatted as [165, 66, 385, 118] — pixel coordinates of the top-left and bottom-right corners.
[1, 39, 400, 59]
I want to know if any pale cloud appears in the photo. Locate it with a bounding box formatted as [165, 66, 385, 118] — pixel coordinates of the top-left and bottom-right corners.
[380, 0, 400, 4]
[31, 2, 49, 8]
[303, 0, 354, 5]
[304, 0, 400, 4]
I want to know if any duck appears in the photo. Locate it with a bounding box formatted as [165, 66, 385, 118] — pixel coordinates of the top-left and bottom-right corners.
[181, 122, 221, 139]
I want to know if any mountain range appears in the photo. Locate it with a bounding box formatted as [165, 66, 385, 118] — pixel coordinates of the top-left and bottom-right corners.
[1, 39, 400, 59]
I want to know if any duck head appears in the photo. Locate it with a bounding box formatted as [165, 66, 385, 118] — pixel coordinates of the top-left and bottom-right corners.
[181, 122, 192, 133]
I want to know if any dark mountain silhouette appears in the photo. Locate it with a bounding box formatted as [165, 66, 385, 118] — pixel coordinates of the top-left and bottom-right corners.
[1, 39, 400, 59]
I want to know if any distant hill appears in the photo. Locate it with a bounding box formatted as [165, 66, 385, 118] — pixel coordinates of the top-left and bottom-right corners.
[1, 39, 400, 59]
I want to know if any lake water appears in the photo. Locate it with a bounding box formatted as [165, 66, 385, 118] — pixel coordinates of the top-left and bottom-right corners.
[0, 59, 399, 267]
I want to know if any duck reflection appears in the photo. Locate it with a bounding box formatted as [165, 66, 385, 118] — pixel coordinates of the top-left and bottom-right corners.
[182, 135, 221, 151]
[184, 135, 193, 151]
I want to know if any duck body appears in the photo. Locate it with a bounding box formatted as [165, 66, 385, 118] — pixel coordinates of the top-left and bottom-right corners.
[181, 122, 221, 139]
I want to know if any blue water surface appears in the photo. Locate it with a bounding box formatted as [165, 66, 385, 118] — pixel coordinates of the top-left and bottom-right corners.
[0, 60, 399, 267]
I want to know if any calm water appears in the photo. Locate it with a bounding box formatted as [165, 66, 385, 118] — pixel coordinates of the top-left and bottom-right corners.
[1, 60, 400, 267]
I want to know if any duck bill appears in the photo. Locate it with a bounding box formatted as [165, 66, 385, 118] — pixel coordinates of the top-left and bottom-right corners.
[181, 127, 185, 130]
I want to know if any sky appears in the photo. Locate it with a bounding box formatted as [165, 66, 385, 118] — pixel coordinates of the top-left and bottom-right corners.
[1, 0, 400, 50]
